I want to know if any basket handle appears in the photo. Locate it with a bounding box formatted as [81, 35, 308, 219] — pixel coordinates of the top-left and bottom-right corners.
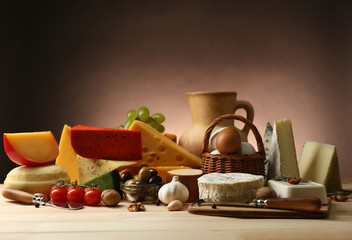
[202, 114, 265, 154]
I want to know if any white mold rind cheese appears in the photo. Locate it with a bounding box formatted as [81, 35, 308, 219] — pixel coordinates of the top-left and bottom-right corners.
[197, 173, 264, 203]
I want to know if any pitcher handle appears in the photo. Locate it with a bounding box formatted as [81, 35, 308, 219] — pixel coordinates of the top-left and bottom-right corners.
[233, 100, 254, 141]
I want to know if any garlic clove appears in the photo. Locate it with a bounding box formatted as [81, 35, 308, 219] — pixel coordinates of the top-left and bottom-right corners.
[166, 200, 183, 211]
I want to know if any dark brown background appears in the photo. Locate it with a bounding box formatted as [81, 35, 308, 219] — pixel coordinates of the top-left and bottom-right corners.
[1, 1, 351, 183]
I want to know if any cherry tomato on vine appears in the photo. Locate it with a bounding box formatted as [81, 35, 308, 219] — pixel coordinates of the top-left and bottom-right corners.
[84, 188, 102, 206]
[50, 188, 67, 203]
[67, 186, 85, 203]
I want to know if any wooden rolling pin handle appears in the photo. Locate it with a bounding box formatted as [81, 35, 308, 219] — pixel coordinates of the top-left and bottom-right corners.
[266, 197, 322, 212]
[2, 188, 35, 204]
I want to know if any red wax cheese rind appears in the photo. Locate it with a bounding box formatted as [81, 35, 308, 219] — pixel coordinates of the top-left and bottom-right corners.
[70, 125, 142, 160]
[3, 131, 59, 166]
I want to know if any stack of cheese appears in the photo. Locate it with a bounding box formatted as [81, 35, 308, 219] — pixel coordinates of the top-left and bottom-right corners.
[55, 125, 140, 196]
[55, 121, 202, 195]
[3, 131, 70, 196]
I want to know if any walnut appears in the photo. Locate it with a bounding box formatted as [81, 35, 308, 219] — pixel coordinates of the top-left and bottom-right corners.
[331, 195, 349, 202]
[127, 202, 146, 212]
[286, 177, 302, 185]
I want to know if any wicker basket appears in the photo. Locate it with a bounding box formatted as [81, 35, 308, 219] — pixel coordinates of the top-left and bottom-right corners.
[201, 114, 265, 175]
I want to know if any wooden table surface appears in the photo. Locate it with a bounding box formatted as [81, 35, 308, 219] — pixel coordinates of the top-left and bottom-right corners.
[1, 180, 352, 240]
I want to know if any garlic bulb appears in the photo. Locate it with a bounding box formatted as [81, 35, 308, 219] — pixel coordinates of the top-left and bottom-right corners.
[158, 176, 189, 204]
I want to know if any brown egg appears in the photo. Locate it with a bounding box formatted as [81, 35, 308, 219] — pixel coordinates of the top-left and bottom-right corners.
[215, 128, 241, 154]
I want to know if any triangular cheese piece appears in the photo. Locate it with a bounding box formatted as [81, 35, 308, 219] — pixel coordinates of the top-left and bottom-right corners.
[267, 119, 299, 179]
[129, 120, 202, 167]
[76, 155, 137, 184]
[299, 141, 342, 192]
[55, 125, 79, 183]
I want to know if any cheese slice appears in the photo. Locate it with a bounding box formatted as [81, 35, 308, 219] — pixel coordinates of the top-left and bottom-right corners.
[129, 120, 202, 167]
[55, 125, 79, 183]
[4, 165, 70, 196]
[267, 119, 299, 179]
[197, 173, 264, 203]
[77, 155, 137, 184]
[298, 141, 342, 192]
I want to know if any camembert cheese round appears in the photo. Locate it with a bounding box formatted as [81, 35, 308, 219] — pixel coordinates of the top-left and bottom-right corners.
[198, 173, 264, 203]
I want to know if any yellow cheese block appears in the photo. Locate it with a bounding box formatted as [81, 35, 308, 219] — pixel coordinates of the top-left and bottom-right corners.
[77, 155, 137, 184]
[4, 164, 70, 196]
[299, 141, 342, 193]
[268, 119, 299, 179]
[55, 125, 79, 183]
[129, 120, 202, 167]
[121, 166, 192, 183]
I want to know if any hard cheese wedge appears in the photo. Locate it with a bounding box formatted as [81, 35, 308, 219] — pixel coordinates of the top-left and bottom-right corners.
[129, 120, 202, 167]
[55, 125, 79, 183]
[4, 131, 59, 166]
[298, 141, 342, 193]
[71, 125, 142, 160]
[268, 119, 299, 179]
[77, 155, 137, 184]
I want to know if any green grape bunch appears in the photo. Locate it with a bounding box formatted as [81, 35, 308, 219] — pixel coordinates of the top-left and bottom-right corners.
[123, 106, 165, 132]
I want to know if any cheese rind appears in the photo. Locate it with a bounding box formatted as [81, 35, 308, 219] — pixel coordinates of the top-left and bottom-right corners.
[55, 125, 79, 183]
[267, 179, 328, 204]
[129, 121, 202, 167]
[71, 125, 142, 160]
[83, 170, 122, 197]
[268, 119, 299, 179]
[4, 165, 70, 196]
[198, 173, 264, 203]
[298, 141, 342, 192]
[263, 123, 273, 173]
[77, 155, 136, 184]
[4, 131, 59, 165]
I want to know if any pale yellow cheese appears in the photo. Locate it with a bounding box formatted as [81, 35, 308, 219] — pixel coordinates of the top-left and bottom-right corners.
[268, 119, 299, 179]
[298, 141, 342, 192]
[55, 125, 79, 183]
[129, 120, 202, 167]
[77, 155, 137, 184]
[4, 165, 70, 196]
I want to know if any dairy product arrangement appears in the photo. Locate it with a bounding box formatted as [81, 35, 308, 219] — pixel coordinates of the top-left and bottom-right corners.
[1, 94, 348, 217]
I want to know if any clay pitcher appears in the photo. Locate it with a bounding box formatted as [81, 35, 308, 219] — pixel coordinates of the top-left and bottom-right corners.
[179, 91, 254, 157]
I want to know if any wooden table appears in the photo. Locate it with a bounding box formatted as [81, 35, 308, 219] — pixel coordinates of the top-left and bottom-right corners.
[1, 180, 352, 240]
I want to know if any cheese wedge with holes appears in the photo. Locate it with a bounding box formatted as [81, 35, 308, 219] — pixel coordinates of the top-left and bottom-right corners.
[76, 155, 137, 184]
[55, 125, 79, 183]
[129, 121, 202, 167]
[298, 141, 342, 192]
[267, 119, 299, 179]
